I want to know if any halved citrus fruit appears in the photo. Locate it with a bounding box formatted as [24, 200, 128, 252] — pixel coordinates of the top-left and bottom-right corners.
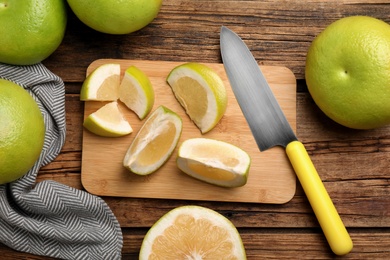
[80, 63, 120, 101]
[83, 101, 132, 137]
[166, 62, 228, 133]
[177, 138, 251, 187]
[139, 205, 247, 259]
[123, 106, 182, 175]
[119, 65, 155, 120]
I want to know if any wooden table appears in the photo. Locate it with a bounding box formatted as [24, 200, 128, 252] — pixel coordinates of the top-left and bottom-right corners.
[2, 1, 390, 259]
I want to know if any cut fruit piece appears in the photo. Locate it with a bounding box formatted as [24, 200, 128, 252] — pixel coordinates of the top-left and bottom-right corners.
[119, 65, 155, 120]
[166, 62, 227, 134]
[139, 205, 247, 260]
[123, 106, 182, 175]
[177, 138, 251, 188]
[80, 63, 120, 101]
[83, 101, 132, 137]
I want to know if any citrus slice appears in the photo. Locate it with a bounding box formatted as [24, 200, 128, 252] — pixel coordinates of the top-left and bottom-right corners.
[139, 205, 247, 259]
[80, 63, 120, 101]
[166, 62, 228, 134]
[83, 101, 132, 137]
[123, 106, 182, 175]
[177, 138, 251, 188]
[119, 65, 155, 120]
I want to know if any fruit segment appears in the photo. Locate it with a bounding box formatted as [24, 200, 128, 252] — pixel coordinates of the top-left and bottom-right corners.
[167, 62, 227, 134]
[119, 65, 155, 120]
[83, 101, 132, 137]
[177, 138, 251, 188]
[80, 63, 121, 101]
[123, 106, 182, 175]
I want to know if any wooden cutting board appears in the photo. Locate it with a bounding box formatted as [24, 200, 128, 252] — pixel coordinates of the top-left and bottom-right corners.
[81, 59, 297, 204]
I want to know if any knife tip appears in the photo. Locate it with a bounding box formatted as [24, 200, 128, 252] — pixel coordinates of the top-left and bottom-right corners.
[220, 26, 231, 41]
[220, 26, 237, 38]
[221, 25, 230, 31]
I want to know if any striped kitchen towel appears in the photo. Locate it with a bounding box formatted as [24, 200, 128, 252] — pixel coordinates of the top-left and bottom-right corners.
[0, 63, 123, 259]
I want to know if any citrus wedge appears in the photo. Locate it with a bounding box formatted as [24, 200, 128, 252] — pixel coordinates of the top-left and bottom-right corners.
[83, 101, 132, 137]
[119, 65, 155, 120]
[80, 63, 120, 101]
[139, 205, 247, 260]
[166, 62, 227, 133]
[123, 106, 182, 175]
[177, 138, 251, 188]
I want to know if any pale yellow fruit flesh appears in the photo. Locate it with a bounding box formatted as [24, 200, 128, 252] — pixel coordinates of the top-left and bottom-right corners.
[96, 74, 120, 100]
[173, 76, 208, 127]
[187, 161, 236, 181]
[167, 63, 227, 134]
[119, 65, 154, 119]
[93, 102, 125, 124]
[177, 138, 250, 188]
[123, 106, 182, 175]
[119, 74, 141, 114]
[151, 214, 234, 258]
[140, 206, 246, 259]
[83, 101, 132, 137]
[128, 120, 177, 167]
[185, 142, 241, 181]
[80, 63, 120, 101]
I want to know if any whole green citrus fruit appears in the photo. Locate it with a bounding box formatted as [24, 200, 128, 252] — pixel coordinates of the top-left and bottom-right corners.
[305, 16, 390, 129]
[0, 79, 45, 184]
[0, 0, 67, 65]
[66, 0, 162, 35]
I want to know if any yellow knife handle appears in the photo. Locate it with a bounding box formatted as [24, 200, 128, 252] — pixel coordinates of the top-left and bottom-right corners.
[286, 141, 353, 255]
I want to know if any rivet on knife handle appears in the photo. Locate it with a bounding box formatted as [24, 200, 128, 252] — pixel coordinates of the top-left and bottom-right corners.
[286, 141, 353, 255]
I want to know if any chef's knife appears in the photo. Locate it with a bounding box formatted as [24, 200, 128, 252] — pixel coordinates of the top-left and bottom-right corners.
[220, 26, 353, 256]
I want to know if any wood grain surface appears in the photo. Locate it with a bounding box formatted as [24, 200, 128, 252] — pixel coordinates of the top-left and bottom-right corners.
[1, 0, 390, 259]
[81, 59, 297, 204]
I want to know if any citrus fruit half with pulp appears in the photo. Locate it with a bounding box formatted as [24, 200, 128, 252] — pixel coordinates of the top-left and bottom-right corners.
[139, 205, 247, 259]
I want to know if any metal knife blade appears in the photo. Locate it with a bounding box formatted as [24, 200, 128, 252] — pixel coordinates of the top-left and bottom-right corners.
[220, 26, 296, 151]
[220, 26, 353, 256]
